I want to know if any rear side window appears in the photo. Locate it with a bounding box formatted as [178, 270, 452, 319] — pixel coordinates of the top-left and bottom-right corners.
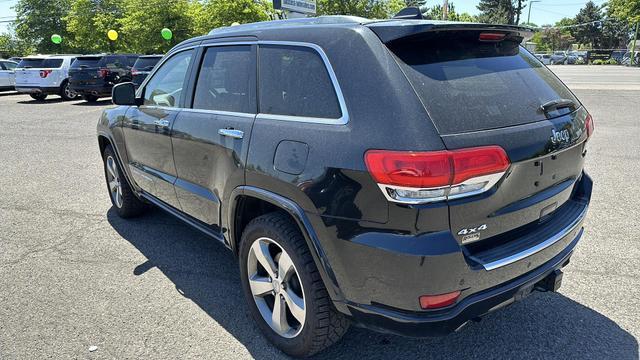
[133, 57, 162, 70]
[259, 45, 341, 119]
[143, 50, 193, 107]
[192, 46, 255, 113]
[72, 57, 102, 68]
[42, 59, 64, 68]
[17, 58, 44, 68]
[388, 32, 579, 134]
[2, 62, 16, 70]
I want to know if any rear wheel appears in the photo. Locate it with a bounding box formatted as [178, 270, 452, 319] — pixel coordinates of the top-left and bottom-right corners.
[29, 93, 47, 101]
[102, 145, 147, 218]
[239, 212, 349, 357]
[60, 81, 78, 101]
[83, 94, 99, 102]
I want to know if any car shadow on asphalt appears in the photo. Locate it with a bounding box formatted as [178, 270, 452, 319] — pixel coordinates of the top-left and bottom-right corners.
[17, 98, 66, 104]
[107, 208, 638, 360]
[72, 99, 112, 106]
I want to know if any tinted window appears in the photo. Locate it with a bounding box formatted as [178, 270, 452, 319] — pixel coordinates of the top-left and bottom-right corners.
[133, 57, 162, 70]
[72, 57, 102, 68]
[143, 50, 193, 107]
[126, 56, 138, 67]
[259, 45, 341, 119]
[192, 46, 255, 113]
[389, 32, 579, 134]
[99, 56, 125, 69]
[2, 62, 16, 70]
[42, 59, 64, 68]
[17, 58, 44, 68]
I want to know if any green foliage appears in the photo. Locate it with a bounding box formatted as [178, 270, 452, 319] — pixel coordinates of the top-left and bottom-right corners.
[606, 58, 619, 64]
[425, 3, 476, 22]
[570, 1, 603, 48]
[592, 59, 605, 64]
[193, 0, 271, 35]
[316, 0, 388, 19]
[609, 0, 640, 23]
[0, 32, 35, 57]
[14, 0, 72, 53]
[65, 0, 125, 53]
[477, 0, 526, 25]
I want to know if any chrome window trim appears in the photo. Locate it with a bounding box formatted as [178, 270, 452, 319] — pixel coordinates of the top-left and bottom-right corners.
[180, 107, 255, 118]
[196, 40, 349, 125]
[478, 205, 588, 271]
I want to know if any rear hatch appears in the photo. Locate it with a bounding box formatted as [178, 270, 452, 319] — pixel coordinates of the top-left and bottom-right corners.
[15, 58, 45, 86]
[370, 23, 590, 248]
[68, 56, 103, 86]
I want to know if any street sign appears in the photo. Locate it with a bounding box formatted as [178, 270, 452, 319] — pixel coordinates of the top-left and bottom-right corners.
[273, 0, 317, 15]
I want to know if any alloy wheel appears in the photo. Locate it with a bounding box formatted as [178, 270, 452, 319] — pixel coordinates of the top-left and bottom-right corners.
[106, 156, 123, 208]
[64, 83, 78, 99]
[247, 237, 306, 338]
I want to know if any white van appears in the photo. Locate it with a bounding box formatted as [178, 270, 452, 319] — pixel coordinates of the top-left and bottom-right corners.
[15, 55, 81, 101]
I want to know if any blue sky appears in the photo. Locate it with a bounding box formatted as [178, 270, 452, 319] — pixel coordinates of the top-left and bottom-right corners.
[0, 0, 611, 34]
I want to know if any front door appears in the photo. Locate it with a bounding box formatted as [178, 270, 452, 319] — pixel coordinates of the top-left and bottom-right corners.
[171, 44, 257, 229]
[122, 49, 194, 209]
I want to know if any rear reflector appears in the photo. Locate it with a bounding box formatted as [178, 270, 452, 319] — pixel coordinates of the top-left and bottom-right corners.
[585, 114, 594, 139]
[479, 32, 506, 41]
[365, 146, 510, 204]
[419, 291, 461, 309]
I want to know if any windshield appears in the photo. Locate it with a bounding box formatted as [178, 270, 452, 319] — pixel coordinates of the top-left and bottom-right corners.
[388, 31, 579, 134]
[133, 57, 161, 70]
[17, 58, 45, 68]
[72, 57, 102, 68]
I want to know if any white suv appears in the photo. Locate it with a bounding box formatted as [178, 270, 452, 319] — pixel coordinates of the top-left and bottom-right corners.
[0, 59, 17, 91]
[15, 55, 81, 101]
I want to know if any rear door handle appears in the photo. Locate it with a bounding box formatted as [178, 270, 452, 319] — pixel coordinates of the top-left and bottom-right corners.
[154, 119, 170, 127]
[218, 128, 244, 139]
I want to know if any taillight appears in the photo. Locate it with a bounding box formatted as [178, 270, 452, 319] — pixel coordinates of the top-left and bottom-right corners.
[419, 291, 461, 309]
[479, 32, 506, 42]
[98, 68, 110, 78]
[39, 70, 52, 78]
[365, 146, 510, 204]
[585, 114, 594, 139]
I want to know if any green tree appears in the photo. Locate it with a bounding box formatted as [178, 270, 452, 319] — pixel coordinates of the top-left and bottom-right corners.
[477, 0, 526, 25]
[193, 0, 271, 36]
[0, 32, 35, 57]
[570, 1, 603, 48]
[426, 3, 477, 22]
[65, 0, 125, 53]
[316, 0, 388, 19]
[14, 0, 72, 53]
[609, 0, 640, 64]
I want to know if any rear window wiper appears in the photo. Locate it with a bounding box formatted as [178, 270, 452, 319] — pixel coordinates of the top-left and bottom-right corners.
[540, 98, 576, 113]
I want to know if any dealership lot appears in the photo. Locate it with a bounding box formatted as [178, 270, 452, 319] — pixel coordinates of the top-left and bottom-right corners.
[1, 65, 639, 359]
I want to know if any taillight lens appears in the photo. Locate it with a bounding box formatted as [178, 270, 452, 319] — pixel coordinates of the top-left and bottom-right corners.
[585, 114, 594, 139]
[98, 68, 110, 78]
[365, 146, 510, 204]
[419, 291, 461, 309]
[39, 70, 52, 78]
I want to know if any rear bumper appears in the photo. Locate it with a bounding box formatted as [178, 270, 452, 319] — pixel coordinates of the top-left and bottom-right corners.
[69, 83, 112, 97]
[15, 86, 60, 95]
[345, 231, 579, 337]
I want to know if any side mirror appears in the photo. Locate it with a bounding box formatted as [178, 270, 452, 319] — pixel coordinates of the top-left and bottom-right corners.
[112, 82, 138, 106]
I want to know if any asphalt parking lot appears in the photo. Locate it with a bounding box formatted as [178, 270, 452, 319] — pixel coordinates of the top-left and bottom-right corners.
[1, 65, 639, 359]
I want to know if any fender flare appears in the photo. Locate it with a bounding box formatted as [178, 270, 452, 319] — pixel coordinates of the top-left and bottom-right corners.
[97, 130, 141, 196]
[226, 186, 349, 313]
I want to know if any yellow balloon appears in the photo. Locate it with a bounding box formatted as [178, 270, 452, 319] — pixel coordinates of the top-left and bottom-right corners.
[107, 30, 118, 41]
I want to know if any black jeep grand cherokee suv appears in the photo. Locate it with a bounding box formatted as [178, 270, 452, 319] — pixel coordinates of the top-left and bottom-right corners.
[97, 16, 593, 357]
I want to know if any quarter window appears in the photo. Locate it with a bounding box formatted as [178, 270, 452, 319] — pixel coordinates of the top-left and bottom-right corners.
[192, 45, 255, 113]
[143, 50, 193, 107]
[259, 45, 342, 119]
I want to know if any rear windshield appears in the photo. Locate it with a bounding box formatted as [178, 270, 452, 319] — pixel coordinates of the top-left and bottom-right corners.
[42, 58, 64, 68]
[17, 58, 44, 68]
[388, 32, 579, 134]
[72, 57, 102, 68]
[99, 55, 127, 69]
[133, 57, 161, 70]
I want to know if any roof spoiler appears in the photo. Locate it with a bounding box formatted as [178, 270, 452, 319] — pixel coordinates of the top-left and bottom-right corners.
[366, 21, 534, 44]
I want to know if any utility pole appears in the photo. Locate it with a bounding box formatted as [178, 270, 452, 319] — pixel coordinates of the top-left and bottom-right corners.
[527, 0, 541, 25]
[630, 21, 639, 66]
[443, 0, 448, 20]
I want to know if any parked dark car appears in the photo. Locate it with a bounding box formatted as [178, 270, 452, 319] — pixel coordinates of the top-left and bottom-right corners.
[131, 55, 163, 88]
[69, 54, 139, 102]
[97, 16, 593, 357]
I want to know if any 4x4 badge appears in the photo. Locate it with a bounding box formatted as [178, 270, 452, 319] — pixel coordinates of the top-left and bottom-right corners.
[457, 224, 488, 236]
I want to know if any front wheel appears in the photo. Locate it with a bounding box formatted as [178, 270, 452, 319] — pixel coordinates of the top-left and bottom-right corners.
[239, 213, 349, 357]
[102, 145, 147, 218]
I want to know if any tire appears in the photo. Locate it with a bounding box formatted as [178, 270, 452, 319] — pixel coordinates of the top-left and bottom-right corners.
[83, 94, 99, 102]
[59, 81, 78, 101]
[239, 212, 349, 357]
[30, 93, 47, 101]
[102, 145, 147, 218]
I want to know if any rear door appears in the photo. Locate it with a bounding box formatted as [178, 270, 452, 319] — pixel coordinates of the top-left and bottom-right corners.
[384, 29, 590, 244]
[122, 49, 195, 209]
[171, 44, 257, 227]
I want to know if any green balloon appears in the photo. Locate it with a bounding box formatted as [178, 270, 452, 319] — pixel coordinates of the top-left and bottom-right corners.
[51, 34, 62, 44]
[161, 28, 172, 40]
